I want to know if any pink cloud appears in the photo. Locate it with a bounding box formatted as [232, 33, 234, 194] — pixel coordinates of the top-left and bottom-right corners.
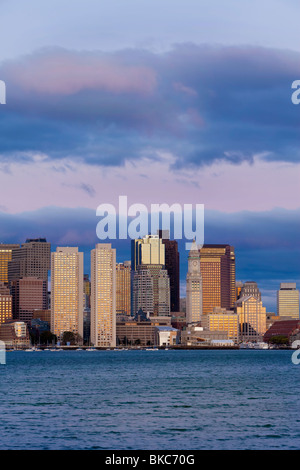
[3, 49, 157, 96]
[173, 81, 198, 96]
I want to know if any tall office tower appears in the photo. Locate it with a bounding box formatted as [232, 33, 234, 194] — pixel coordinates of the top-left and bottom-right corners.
[116, 261, 131, 316]
[8, 238, 51, 284]
[131, 234, 169, 316]
[91, 243, 116, 348]
[51, 247, 84, 340]
[132, 266, 154, 316]
[0, 244, 19, 284]
[199, 244, 235, 315]
[158, 230, 180, 313]
[11, 277, 47, 324]
[0, 282, 12, 324]
[186, 240, 203, 324]
[239, 281, 261, 301]
[236, 295, 267, 341]
[132, 264, 170, 316]
[277, 283, 299, 320]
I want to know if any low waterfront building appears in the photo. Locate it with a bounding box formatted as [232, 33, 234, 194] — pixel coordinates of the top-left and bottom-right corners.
[181, 323, 229, 346]
[0, 320, 30, 348]
[155, 326, 180, 346]
[116, 313, 171, 347]
[263, 320, 300, 345]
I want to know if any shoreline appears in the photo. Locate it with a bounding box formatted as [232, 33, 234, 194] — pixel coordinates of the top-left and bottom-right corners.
[5, 345, 293, 351]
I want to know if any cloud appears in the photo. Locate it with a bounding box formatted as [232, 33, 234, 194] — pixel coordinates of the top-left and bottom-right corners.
[2, 48, 157, 96]
[0, 44, 299, 169]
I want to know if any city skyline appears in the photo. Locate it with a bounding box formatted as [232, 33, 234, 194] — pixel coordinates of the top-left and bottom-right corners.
[0, 1, 299, 316]
[1, 0, 299, 454]
[1, 233, 298, 315]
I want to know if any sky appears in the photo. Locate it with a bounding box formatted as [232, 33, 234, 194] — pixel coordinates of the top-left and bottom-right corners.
[0, 0, 299, 311]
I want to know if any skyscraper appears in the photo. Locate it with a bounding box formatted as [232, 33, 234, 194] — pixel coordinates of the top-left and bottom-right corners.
[8, 238, 51, 284]
[51, 247, 84, 340]
[158, 230, 180, 313]
[277, 283, 299, 320]
[131, 235, 170, 317]
[116, 261, 131, 316]
[91, 243, 116, 348]
[132, 265, 154, 316]
[200, 244, 235, 315]
[186, 240, 203, 324]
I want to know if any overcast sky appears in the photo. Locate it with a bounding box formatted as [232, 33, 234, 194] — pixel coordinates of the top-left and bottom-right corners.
[0, 0, 299, 311]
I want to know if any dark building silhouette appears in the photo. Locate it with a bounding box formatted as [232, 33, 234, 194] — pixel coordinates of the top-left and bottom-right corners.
[158, 230, 180, 313]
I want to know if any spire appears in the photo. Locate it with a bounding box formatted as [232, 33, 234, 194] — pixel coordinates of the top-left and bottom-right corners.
[190, 239, 198, 251]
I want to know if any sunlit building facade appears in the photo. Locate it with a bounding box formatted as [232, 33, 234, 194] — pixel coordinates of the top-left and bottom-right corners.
[277, 283, 299, 320]
[0, 282, 12, 324]
[200, 244, 235, 315]
[91, 243, 116, 347]
[206, 307, 239, 342]
[51, 247, 84, 340]
[116, 261, 131, 316]
[0, 244, 19, 284]
[236, 295, 267, 341]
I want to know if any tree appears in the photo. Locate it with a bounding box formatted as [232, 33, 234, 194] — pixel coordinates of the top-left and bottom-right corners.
[40, 331, 57, 345]
[61, 331, 76, 345]
[269, 335, 289, 345]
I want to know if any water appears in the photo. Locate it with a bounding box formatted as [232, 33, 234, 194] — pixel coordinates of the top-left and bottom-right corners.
[0, 349, 299, 450]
